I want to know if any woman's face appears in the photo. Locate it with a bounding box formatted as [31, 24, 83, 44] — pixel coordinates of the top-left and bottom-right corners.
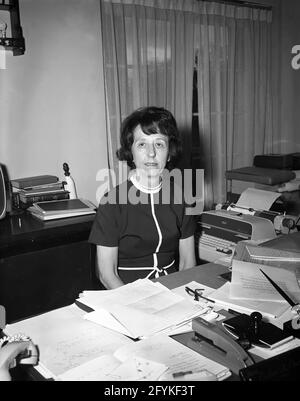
[131, 125, 169, 184]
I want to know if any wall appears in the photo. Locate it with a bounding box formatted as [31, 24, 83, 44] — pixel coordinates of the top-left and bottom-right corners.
[0, 0, 107, 204]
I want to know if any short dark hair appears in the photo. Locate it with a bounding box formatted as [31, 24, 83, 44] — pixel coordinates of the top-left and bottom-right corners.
[116, 106, 182, 169]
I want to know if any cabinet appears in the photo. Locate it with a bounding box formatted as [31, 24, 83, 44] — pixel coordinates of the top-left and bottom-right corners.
[0, 212, 100, 323]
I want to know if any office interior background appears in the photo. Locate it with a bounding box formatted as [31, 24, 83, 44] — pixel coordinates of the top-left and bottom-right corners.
[0, 0, 299, 208]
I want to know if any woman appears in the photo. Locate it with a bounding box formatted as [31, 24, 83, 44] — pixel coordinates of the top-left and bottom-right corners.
[89, 106, 196, 289]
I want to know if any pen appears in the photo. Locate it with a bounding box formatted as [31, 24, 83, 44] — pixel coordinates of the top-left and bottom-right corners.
[173, 370, 193, 378]
[259, 269, 300, 314]
[173, 370, 218, 381]
[259, 269, 296, 307]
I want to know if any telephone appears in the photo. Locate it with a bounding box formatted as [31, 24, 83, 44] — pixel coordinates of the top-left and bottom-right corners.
[0, 305, 39, 381]
[188, 317, 254, 376]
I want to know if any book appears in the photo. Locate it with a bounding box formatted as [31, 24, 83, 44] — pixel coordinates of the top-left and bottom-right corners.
[29, 209, 96, 221]
[28, 198, 96, 220]
[19, 189, 68, 201]
[15, 182, 65, 195]
[11, 175, 59, 189]
[19, 191, 70, 208]
[31, 198, 95, 214]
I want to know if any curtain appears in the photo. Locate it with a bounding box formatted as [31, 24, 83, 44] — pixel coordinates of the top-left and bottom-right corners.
[195, 3, 272, 207]
[100, 0, 273, 207]
[100, 0, 195, 186]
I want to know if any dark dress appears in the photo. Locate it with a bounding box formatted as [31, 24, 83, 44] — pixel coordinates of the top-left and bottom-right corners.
[89, 176, 196, 283]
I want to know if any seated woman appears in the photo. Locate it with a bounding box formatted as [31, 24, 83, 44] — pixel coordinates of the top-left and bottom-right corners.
[89, 106, 196, 289]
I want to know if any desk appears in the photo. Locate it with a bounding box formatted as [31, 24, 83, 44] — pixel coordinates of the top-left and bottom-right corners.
[9, 263, 230, 381]
[0, 212, 99, 324]
[7, 263, 300, 381]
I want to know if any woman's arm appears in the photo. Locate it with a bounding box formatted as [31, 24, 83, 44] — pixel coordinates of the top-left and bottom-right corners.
[179, 235, 196, 271]
[96, 245, 124, 289]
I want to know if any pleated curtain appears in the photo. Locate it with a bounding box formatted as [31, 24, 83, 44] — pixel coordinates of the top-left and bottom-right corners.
[100, 0, 272, 207]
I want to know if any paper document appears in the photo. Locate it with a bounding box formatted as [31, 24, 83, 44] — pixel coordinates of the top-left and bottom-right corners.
[235, 188, 281, 211]
[230, 260, 300, 303]
[249, 338, 300, 360]
[80, 279, 208, 339]
[58, 334, 231, 381]
[58, 355, 168, 381]
[209, 282, 290, 319]
[5, 304, 133, 379]
[234, 242, 300, 283]
[113, 334, 231, 381]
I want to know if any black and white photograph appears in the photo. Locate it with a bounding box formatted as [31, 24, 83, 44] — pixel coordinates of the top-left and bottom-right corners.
[0, 0, 300, 387]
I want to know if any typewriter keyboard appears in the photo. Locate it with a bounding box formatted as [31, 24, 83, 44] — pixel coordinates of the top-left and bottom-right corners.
[199, 233, 235, 255]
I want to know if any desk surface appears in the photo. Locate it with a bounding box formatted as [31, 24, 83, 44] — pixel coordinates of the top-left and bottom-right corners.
[157, 263, 228, 290]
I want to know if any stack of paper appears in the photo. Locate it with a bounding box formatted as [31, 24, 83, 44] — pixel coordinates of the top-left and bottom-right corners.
[77, 279, 211, 339]
[234, 242, 300, 284]
[229, 260, 300, 303]
[208, 260, 300, 319]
